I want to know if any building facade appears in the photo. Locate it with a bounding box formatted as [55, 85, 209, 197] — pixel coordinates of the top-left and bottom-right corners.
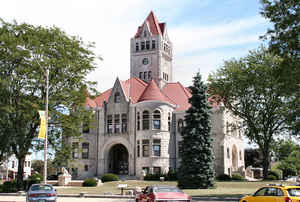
[68, 12, 245, 179]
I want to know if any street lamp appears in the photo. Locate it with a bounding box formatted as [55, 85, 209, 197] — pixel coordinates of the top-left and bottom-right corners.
[43, 68, 49, 184]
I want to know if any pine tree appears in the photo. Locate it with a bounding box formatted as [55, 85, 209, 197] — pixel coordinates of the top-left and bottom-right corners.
[177, 72, 215, 189]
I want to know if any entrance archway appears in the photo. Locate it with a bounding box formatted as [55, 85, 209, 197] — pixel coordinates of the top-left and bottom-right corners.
[108, 144, 129, 175]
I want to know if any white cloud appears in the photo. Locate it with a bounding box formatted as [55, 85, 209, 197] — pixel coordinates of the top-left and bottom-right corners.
[0, 0, 267, 92]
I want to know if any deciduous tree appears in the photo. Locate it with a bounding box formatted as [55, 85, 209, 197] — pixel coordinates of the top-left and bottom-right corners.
[208, 47, 297, 179]
[0, 19, 98, 189]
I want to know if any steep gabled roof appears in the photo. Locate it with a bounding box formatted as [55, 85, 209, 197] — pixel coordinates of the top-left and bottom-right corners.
[120, 77, 148, 103]
[135, 11, 164, 38]
[162, 82, 192, 111]
[85, 97, 97, 108]
[93, 88, 112, 107]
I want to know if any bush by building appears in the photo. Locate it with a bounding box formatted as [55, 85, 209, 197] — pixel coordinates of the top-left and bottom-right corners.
[82, 178, 98, 187]
[101, 173, 119, 182]
[231, 173, 245, 181]
[216, 174, 231, 181]
[2, 180, 18, 193]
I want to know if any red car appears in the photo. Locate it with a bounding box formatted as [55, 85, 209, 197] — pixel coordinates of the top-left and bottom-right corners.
[136, 185, 191, 202]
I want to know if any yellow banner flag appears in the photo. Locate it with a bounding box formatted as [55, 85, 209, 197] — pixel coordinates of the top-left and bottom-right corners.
[38, 110, 46, 139]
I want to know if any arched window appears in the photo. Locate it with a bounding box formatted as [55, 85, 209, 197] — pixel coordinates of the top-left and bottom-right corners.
[178, 119, 184, 133]
[153, 110, 161, 130]
[82, 142, 89, 159]
[142, 111, 149, 130]
[114, 92, 120, 103]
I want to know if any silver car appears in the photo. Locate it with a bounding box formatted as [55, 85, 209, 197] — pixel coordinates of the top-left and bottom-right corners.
[26, 184, 57, 202]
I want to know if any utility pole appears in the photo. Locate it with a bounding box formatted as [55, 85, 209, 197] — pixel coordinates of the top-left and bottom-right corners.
[43, 69, 49, 184]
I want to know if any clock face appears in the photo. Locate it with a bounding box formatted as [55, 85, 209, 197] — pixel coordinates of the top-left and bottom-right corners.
[142, 58, 149, 65]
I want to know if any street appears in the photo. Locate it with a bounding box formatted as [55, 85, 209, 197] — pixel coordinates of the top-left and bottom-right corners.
[0, 196, 239, 202]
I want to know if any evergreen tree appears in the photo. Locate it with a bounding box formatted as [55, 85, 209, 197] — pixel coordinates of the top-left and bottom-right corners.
[177, 72, 215, 189]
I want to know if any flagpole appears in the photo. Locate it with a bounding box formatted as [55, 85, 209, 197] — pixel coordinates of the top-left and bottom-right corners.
[43, 69, 49, 184]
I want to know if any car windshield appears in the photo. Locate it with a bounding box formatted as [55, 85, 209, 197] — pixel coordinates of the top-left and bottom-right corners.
[31, 185, 52, 191]
[153, 187, 182, 193]
[288, 188, 300, 197]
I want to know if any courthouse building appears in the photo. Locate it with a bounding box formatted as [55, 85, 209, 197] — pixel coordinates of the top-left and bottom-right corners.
[68, 12, 245, 179]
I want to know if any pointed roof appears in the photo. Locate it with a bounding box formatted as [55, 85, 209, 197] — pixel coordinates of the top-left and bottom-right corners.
[135, 11, 165, 38]
[138, 80, 170, 103]
[120, 77, 148, 103]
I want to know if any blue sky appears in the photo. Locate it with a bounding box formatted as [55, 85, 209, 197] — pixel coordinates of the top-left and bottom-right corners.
[0, 0, 270, 93]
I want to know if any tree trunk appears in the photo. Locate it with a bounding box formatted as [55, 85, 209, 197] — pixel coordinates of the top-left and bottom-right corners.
[16, 155, 25, 191]
[262, 150, 270, 179]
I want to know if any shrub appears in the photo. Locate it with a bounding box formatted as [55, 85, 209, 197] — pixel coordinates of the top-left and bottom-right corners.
[144, 174, 161, 181]
[231, 173, 244, 181]
[166, 170, 177, 181]
[216, 174, 231, 181]
[2, 180, 18, 193]
[82, 178, 98, 187]
[24, 173, 43, 191]
[269, 169, 281, 180]
[266, 174, 277, 180]
[101, 173, 119, 182]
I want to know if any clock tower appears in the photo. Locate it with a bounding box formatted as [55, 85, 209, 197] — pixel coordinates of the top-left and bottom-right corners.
[130, 11, 173, 89]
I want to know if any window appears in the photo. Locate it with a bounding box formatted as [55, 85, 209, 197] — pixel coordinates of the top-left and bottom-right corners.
[12, 161, 15, 168]
[139, 72, 142, 79]
[141, 41, 145, 50]
[143, 31, 147, 37]
[178, 119, 184, 133]
[239, 151, 242, 160]
[82, 142, 89, 159]
[227, 147, 230, 159]
[28, 161, 31, 167]
[72, 142, 79, 159]
[114, 114, 120, 133]
[137, 112, 140, 130]
[168, 113, 171, 131]
[121, 113, 127, 133]
[137, 140, 140, 157]
[142, 111, 150, 130]
[152, 40, 155, 49]
[82, 119, 89, 133]
[107, 115, 113, 133]
[142, 139, 150, 157]
[114, 92, 120, 103]
[146, 41, 150, 50]
[148, 71, 152, 80]
[153, 167, 161, 175]
[144, 72, 147, 80]
[84, 165, 88, 171]
[153, 139, 161, 156]
[153, 110, 161, 129]
[136, 42, 139, 51]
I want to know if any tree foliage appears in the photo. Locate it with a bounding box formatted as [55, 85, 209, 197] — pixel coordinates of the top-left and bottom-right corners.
[177, 72, 215, 189]
[273, 139, 299, 161]
[260, 0, 300, 134]
[260, 0, 300, 58]
[208, 47, 297, 179]
[0, 19, 98, 189]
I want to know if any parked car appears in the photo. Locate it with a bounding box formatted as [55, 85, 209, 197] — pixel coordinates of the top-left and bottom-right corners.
[136, 185, 191, 202]
[26, 184, 57, 202]
[240, 183, 300, 202]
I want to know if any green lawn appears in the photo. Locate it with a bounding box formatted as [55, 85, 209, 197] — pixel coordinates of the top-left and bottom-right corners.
[56, 180, 294, 197]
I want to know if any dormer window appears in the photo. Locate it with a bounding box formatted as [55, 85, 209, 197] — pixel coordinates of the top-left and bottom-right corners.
[114, 92, 120, 103]
[144, 31, 147, 37]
